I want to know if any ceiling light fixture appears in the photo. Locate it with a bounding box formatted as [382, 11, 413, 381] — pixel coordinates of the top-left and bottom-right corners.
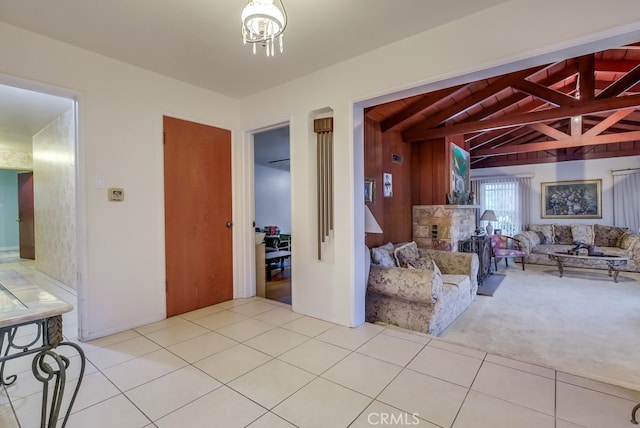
[241, 0, 287, 57]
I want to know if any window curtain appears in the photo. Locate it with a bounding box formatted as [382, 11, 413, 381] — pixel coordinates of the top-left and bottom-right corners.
[613, 168, 640, 233]
[471, 175, 532, 235]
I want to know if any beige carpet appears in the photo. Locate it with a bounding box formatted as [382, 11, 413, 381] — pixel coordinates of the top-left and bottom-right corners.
[440, 263, 640, 391]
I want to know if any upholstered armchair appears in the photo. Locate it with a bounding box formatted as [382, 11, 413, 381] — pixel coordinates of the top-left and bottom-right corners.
[490, 234, 526, 270]
[366, 244, 478, 336]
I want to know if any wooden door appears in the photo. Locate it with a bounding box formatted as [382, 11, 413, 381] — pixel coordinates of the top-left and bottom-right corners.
[163, 116, 233, 316]
[17, 172, 35, 260]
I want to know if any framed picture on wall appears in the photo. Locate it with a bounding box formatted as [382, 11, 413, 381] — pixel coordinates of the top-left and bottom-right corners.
[541, 179, 602, 219]
[451, 143, 470, 195]
[364, 178, 375, 203]
[383, 173, 393, 197]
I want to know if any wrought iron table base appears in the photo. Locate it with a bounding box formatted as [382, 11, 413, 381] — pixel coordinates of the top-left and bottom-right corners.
[1, 315, 85, 427]
[632, 402, 640, 424]
[547, 254, 628, 283]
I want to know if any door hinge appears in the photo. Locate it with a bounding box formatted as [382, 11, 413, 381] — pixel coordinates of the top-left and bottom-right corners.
[165, 280, 168, 293]
[163, 132, 166, 145]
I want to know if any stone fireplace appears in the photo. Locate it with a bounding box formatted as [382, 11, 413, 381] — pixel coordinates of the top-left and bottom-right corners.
[413, 205, 478, 251]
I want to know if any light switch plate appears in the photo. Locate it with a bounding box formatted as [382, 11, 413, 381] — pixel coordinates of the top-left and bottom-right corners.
[108, 188, 124, 201]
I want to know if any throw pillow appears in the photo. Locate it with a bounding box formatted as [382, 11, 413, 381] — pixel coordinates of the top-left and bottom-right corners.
[520, 230, 542, 246]
[571, 224, 594, 245]
[528, 224, 553, 244]
[553, 225, 573, 245]
[394, 241, 420, 267]
[522, 230, 541, 246]
[594, 224, 627, 247]
[371, 242, 395, 267]
[617, 231, 640, 251]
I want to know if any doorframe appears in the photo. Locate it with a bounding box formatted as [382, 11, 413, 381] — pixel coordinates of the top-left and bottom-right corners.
[157, 112, 251, 307]
[242, 120, 291, 299]
[0, 74, 87, 340]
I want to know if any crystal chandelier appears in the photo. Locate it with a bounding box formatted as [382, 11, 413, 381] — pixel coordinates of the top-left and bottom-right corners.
[241, 0, 287, 57]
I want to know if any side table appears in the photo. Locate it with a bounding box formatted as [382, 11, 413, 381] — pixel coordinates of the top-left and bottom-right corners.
[0, 282, 85, 427]
[458, 234, 492, 286]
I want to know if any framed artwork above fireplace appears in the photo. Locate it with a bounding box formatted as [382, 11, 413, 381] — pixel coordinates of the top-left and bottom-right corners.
[451, 143, 470, 195]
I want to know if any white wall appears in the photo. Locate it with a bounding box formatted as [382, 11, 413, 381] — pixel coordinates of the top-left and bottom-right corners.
[254, 165, 291, 233]
[240, 0, 640, 327]
[472, 155, 640, 226]
[0, 22, 241, 340]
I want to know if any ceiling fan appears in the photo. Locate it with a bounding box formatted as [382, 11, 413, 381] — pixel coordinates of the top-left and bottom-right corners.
[268, 158, 290, 169]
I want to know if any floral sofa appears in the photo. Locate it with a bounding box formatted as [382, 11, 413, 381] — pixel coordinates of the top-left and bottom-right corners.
[514, 224, 640, 272]
[366, 242, 479, 336]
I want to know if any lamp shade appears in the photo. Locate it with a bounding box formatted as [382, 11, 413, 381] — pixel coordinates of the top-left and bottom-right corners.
[480, 210, 497, 222]
[364, 205, 383, 234]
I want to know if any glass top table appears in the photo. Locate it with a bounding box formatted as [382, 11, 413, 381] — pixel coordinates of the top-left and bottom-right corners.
[0, 278, 85, 427]
[547, 252, 630, 282]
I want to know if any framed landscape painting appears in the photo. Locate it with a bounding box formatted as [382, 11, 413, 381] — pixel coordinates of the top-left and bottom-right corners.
[541, 179, 602, 219]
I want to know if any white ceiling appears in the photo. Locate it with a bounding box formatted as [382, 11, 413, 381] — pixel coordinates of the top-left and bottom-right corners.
[0, 0, 509, 151]
[0, 84, 73, 152]
[0, 0, 509, 98]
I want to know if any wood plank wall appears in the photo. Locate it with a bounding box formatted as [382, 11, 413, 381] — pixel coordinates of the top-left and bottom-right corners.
[411, 138, 447, 206]
[365, 116, 474, 247]
[364, 116, 413, 247]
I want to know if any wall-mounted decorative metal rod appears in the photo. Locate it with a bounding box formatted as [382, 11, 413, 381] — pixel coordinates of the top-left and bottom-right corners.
[314, 117, 334, 260]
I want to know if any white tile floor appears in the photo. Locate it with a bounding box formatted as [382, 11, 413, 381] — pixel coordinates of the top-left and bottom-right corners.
[1, 260, 640, 427]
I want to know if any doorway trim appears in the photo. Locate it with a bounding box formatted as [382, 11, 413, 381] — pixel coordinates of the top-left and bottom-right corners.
[242, 120, 291, 299]
[352, 24, 640, 326]
[0, 74, 87, 340]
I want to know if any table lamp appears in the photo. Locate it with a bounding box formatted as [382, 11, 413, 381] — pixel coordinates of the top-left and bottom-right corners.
[480, 210, 497, 235]
[365, 205, 383, 234]
[364, 205, 383, 282]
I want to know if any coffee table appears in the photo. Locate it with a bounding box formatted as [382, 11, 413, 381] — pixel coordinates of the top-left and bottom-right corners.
[547, 252, 629, 282]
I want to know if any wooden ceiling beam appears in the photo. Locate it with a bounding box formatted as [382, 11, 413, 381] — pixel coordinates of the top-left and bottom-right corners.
[596, 63, 640, 99]
[380, 84, 465, 132]
[528, 123, 570, 140]
[578, 54, 595, 100]
[407, 67, 546, 131]
[404, 93, 640, 142]
[511, 80, 580, 107]
[464, 63, 580, 124]
[470, 125, 530, 150]
[463, 92, 527, 123]
[472, 130, 640, 157]
[583, 108, 636, 136]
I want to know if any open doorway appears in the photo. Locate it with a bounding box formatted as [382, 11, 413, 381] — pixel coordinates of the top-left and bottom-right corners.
[0, 82, 77, 288]
[253, 125, 292, 304]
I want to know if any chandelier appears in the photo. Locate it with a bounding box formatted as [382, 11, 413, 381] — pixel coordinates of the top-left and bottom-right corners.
[241, 0, 287, 57]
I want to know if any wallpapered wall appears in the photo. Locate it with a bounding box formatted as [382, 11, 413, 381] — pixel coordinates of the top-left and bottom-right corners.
[33, 108, 76, 289]
[0, 149, 32, 170]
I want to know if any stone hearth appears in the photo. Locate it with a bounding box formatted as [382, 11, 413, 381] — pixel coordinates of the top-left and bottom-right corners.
[413, 205, 478, 251]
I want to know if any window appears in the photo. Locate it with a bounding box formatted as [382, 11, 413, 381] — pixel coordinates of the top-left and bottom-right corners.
[613, 169, 640, 233]
[473, 175, 532, 236]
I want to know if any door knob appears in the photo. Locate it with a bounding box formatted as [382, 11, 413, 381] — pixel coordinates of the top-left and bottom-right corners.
[226, 221, 233, 228]
[16, 218, 22, 223]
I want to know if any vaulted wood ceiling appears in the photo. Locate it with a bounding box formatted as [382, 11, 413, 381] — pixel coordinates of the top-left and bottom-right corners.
[365, 43, 640, 168]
